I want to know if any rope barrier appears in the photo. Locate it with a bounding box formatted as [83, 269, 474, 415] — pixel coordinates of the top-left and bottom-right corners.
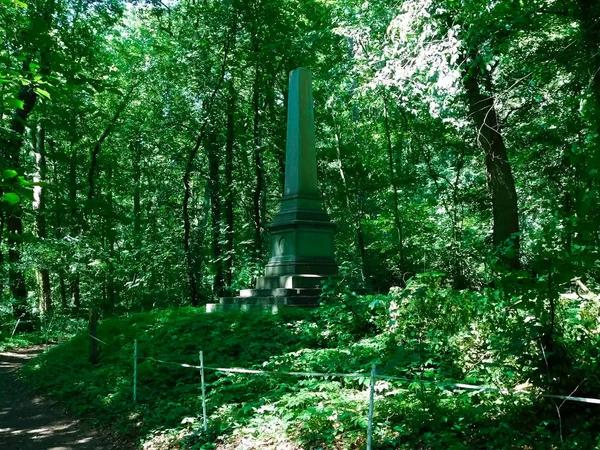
[205, 366, 369, 379]
[86, 334, 600, 406]
[88, 334, 110, 346]
[136, 354, 600, 406]
[141, 356, 202, 370]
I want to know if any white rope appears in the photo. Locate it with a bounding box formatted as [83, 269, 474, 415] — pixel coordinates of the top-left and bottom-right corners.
[88, 334, 109, 346]
[138, 356, 600, 405]
[205, 366, 369, 379]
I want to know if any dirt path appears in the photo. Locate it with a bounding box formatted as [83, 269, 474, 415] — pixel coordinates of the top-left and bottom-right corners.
[0, 346, 134, 450]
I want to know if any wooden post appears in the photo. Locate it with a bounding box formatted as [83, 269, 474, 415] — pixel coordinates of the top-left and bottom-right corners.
[367, 364, 376, 450]
[11, 318, 21, 338]
[89, 308, 99, 364]
[200, 351, 208, 432]
[133, 339, 138, 405]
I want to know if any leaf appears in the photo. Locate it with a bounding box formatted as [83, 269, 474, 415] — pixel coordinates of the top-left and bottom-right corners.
[2, 169, 17, 180]
[6, 98, 24, 110]
[29, 61, 40, 71]
[1, 192, 20, 205]
[15, 187, 33, 200]
[35, 87, 51, 99]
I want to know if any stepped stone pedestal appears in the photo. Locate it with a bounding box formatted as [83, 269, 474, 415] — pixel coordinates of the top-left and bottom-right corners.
[207, 68, 338, 313]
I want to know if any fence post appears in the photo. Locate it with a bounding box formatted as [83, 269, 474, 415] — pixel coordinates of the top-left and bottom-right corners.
[199, 351, 208, 432]
[89, 308, 99, 364]
[367, 364, 376, 450]
[133, 339, 138, 405]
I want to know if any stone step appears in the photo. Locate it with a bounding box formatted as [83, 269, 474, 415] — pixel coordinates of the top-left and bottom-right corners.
[219, 296, 320, 306]
[256, 274, 331, 289]
[239, 288, 322, 298]
[239, 289, 273, 298]
[206, 303, 280, 314]
[220, 297, 276, 306]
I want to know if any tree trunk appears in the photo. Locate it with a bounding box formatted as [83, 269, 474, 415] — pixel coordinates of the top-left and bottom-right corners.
[0, 216, 4, 299]
[224, 80, 235, 290]
[207, 129, 225, 296]
[462, 64, 520, 270]
[49, 138, 68, 309]
[577, 0, 600, 112]
[89, 308, 99, 364]
[383, 94, 406, 274]
[87, 82, 139, 214]
[32, 123, 52, 314]
[105, 162, 117, 312]
[1, 60, 38, 318]
[183, 141, 202, 306]
[332, 116, 369, 285]
[252, 57, 265, 261]
[0, 215, 3, 298]
[575, 0, 600, 246]
[132, 138, 142, 248]
[69, 136, 81, 310]
[181, 20, 235, 306]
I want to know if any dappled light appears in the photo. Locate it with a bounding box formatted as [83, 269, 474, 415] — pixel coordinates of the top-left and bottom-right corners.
[1, 0, 600, 448]
[0, 349, 122, 449]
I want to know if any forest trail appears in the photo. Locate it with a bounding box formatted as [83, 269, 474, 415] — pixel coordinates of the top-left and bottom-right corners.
[0, 347, 133, 450]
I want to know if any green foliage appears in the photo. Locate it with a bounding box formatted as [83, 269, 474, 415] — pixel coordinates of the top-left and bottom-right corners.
[19, 281, 600, 449]
[0, 169, 32, 207]
[1, 0, 600, 447]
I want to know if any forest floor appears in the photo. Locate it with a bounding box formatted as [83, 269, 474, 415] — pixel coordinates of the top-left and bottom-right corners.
[0, 346, 135, 450]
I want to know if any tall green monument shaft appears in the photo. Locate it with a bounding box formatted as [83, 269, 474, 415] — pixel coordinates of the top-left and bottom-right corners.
[208, 68, 339, 310]
[255, 68, 338, 290]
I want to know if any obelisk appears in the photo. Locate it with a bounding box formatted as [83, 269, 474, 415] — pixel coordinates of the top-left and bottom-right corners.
[254, 67, 338, 291]
[210, 68, 338, 311]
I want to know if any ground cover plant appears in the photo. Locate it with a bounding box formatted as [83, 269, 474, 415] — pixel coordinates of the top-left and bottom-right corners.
[20, 278, 600, 449]
[0, 308, 88, 352]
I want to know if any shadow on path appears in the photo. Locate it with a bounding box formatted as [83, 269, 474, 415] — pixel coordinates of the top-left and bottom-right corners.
[0, 346, 133, 450]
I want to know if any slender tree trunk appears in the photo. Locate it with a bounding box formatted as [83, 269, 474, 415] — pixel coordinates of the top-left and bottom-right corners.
[48, 139, 68, 309]
[462, 63, 520, 270]
[183, 142, 202, 306]
[332, 116, 368, 285]
[182, 21, 234, 305]
[32, 123, 52, 314]
[0, 216, 4, 298]
[252, 55, 265, 261]
[383, 94, 406, 274]
[1, 59, 37, 318]
[132, 138, 142, 248]
[577, 0, 600, 113]
[58, 275, 67, 309]
[69, 139, 81, 309]
[224, 80, 235, 290]
[575, 0, 600, 246]
[207, 130, 225, 296]
[87, 82, 139, 214]
[130, 136, 142, 307]
[343, 38, 370, 285]
[105, 162, 117, 312]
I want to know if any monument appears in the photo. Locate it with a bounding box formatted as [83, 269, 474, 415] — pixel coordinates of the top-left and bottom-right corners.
[207, 68, 338, 312]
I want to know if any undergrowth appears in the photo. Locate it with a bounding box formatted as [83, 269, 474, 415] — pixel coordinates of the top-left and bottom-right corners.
[0, 311, 87, 351]
[19, 275, 600, 449]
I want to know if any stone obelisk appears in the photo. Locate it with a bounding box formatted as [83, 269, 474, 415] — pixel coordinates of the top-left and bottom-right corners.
[209, 68, 337, 311]
[257, 67, 338, 289]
